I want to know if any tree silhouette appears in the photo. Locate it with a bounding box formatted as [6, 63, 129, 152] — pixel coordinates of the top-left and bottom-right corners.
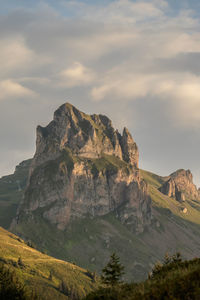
[101, 253, 124, 286]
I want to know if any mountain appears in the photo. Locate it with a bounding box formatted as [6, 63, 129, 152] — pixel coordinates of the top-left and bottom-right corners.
[0, 226, 99, 299]
[0, 102, 200, 281]
[13, 103, 151, 233]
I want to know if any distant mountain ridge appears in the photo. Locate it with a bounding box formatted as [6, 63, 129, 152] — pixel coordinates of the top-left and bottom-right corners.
[159, 169, 200, 202]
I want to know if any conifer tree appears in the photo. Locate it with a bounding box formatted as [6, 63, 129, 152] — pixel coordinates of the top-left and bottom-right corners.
[101, 253, 124, 287]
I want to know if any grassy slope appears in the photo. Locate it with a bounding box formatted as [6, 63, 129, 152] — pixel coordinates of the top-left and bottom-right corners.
[14, 212, 157, 282]
[0, 227, 99, 299]
[141, 169, 200, 225]
[140, 169, 200, 259]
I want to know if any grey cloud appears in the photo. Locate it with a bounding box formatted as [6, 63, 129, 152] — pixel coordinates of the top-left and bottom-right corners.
[153, 52, 200, 75]
[0, 1, 200, 186]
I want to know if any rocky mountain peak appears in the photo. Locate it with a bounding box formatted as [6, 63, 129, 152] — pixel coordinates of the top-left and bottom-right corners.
[34, 102, 139, 169]
[14, 102, 151, 233]
[172, 168, 194, 184]
[159, 168, 199, 201]
[121, 127, 138, 168]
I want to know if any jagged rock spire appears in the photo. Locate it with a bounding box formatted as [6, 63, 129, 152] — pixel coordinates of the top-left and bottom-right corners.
[120, 127, 139, 168]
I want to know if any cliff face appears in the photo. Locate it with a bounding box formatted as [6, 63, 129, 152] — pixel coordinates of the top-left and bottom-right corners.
[15, 103, 151, 233]
[159, 169, 200, 201]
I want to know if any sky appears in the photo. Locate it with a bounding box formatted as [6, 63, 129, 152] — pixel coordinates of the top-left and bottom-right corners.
[1, 0, 200, 186]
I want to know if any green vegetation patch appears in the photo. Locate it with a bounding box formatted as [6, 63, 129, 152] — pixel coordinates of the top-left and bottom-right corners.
[84, 256, 200, 300]
[140, 170, 166, 189]
[88, 154, 130, 177]
[150, 185, 200, 225]
[13, 212, 157, 282]
[0, 227, 99, 300]
[30, 148, 77, 183]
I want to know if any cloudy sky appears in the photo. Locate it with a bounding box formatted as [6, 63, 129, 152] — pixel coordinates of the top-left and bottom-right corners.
[1, 0, 200, 186]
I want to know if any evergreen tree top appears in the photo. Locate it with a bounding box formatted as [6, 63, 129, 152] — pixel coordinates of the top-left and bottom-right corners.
[101, 252, 124, 287]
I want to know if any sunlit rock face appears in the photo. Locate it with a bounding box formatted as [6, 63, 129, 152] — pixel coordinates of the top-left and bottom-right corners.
[159, 169, 200, 202]
[14, 103, 152, 233]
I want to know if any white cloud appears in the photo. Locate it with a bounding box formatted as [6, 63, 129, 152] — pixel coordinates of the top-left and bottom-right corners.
[0, 37, 34, 76]
[0, 36, 52, 79]
[91, 75, 150, 101]
[0, 80, 36, 100]
[59, 62, 95, 87]
[161, 33, 200, 57]
[158, 77, 200, 127]
[91, 67, 200, 127]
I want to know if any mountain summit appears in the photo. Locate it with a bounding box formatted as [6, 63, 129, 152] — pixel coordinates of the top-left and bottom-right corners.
[14, 103, 151, 232]
[35, 103, 139, 168]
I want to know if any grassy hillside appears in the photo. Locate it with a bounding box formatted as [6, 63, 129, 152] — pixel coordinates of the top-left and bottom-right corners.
[13, 212, 157, 282]
[140, 169, 166, 189]
[140, 169, 200, 260]
[141, 169, 200, 225]
[84, 255, 200, 300]
[0, 227, 99, 299]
